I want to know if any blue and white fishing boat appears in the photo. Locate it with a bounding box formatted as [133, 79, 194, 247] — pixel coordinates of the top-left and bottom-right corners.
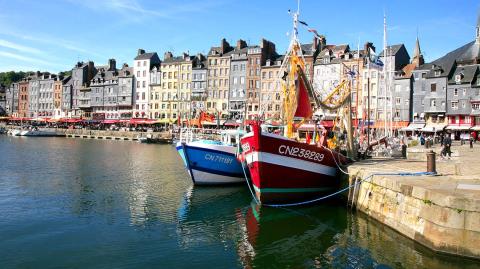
[176, 128, 245, 185]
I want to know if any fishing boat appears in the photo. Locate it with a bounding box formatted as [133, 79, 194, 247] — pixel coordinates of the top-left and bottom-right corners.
[239, 6, 350, 204]
[176, 128, 246, 185]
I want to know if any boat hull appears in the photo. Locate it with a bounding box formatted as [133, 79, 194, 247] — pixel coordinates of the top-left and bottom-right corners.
[240, 124, 347, 204]
[176, 141, 245, 185]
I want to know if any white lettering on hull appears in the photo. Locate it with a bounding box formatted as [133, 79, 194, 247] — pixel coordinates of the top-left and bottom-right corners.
[204, 153, 233, 165]
[278, 145, 324, 162]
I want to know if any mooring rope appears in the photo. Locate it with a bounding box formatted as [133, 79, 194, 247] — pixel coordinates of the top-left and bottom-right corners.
[239, 150, 435, 207]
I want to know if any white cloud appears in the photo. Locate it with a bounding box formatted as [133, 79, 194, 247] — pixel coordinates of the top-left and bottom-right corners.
[69, 0, 226, 22]
[0, 51, 62, 67]
[0, 39, 43, 54]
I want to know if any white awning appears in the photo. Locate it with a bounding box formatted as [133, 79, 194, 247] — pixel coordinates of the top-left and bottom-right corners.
[471, 126, 480, 131]
[421, 123, 447, 132]
[446, 125, 471, 130]
[401, 123, 425, 131]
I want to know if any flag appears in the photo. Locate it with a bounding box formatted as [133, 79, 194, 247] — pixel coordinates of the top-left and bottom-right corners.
[368, 47, 384, 68]
[298, 20, 308, 26]
[306, 132, 311, 144]
[308, 29, 321, 39]
[294, 77, 313, 119]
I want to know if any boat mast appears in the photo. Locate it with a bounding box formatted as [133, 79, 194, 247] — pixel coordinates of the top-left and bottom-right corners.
[382, 13, 388, 137]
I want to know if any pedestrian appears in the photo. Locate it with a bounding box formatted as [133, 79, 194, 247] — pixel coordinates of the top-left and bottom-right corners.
[420, 133, 425, 146]
[443, 133, 452, 159]
[470, 137, 474, 149]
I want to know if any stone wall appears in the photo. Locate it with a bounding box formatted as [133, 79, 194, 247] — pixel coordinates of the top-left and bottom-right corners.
[347, 166, 480, 259]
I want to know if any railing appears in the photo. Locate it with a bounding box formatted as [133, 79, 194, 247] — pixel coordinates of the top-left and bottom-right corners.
[178, 127, 221, 143]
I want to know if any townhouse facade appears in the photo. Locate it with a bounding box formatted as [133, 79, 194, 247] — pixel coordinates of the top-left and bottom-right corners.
[133, 49, 161, 118]
[228, 40, 248, 119]
[191, 54, 208, 113]
[149, 66, 162, 119]
[207, 39, 233, 119]
[260, 55, 284, 120]
[159, 52, 181, 124]
[5, 82, 19, 117]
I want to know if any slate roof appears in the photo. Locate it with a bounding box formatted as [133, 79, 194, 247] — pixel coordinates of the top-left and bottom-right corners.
[448, 64, 478, 84]
[134, 52, 157, 60]
[162, 56, 185, 64]
[379, 44, 404, 57]
[61, 75, 72, 84]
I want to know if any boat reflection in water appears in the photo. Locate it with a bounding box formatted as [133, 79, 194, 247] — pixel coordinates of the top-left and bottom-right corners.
[236, 201, 351, 269]
[176, 186, 250, 250]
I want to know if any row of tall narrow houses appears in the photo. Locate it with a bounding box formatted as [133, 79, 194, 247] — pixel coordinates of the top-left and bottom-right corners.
[410, 14, 480, 135]
[3, 14, 480, 134]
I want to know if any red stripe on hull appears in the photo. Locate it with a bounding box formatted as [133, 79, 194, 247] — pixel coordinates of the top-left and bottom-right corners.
[249, 161, 338, 190]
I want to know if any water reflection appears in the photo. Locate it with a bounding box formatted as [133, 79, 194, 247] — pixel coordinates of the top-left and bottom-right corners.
[1, 136, 479, 269]
[177, 185, 250, 248]
[236, 202, 348, 269]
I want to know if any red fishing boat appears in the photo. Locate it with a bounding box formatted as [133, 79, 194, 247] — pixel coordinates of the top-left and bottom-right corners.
[239, 7, 350, 204]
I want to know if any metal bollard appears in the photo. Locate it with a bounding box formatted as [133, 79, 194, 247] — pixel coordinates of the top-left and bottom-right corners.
[426, 150, 436, 173]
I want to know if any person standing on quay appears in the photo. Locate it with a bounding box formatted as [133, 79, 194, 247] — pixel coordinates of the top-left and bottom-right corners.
[443, 133, 452, 159]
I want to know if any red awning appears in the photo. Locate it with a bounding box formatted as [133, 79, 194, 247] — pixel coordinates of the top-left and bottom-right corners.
[129, 118, 157, 124]
[319, 120, 334, 128]
[59, 118, 82, 123]
[102, 119, 120, 124]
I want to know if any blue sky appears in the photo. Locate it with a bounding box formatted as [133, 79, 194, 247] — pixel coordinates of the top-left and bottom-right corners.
[0, 0, 478, 73]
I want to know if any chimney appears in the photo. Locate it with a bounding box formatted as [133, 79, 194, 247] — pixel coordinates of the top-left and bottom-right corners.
[220, 38, 230, 54]
[236, 39, 247, 50]
[183, 52, 189, 60]
[164, 51, 173, 59]
[108, 59, 116, 71]
[137, 49, 145, 56]
[87, 61, 95, 83]
[364, 42, 375, 55]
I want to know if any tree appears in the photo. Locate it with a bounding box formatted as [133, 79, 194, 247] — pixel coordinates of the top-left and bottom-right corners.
[0, 71, 30, 87]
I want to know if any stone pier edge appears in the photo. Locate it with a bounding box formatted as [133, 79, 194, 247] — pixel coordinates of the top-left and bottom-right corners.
[346, 166, 480, 260]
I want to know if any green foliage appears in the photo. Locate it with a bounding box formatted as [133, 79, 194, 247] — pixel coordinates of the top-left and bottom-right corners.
[0, 71, 30, 87]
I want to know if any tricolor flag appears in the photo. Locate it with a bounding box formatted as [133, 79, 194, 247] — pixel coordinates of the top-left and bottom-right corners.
[368, 47, 384, 68]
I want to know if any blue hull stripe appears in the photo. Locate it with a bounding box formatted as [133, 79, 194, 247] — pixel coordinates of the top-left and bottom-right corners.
[183, 145, 237, 157]
[182, 144, 244, 180]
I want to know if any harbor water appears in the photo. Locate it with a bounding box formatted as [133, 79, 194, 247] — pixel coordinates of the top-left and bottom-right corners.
[1, 136, 479, 269]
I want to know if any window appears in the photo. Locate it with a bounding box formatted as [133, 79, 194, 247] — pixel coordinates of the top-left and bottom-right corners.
[396, 97, 401, 105]
[240, 77, 245, 85]
[142, 81, 146, 88]
[473, 103, 480, 110]
[463, 89, 466, 96]
[430, 83, 436, 92]
[454, 88, 458, 96]
[431, 99, 436, 107]
[143, 70, 146, 77]
[451, 101, 458, 110]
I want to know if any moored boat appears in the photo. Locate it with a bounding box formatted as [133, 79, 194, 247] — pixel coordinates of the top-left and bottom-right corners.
[176, 129, 246, 185]
[240, 123, 347, 204]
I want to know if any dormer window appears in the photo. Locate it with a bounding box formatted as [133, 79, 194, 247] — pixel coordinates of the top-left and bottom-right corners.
[455, 73, 463, 83]
[435, 70, 441, 76]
